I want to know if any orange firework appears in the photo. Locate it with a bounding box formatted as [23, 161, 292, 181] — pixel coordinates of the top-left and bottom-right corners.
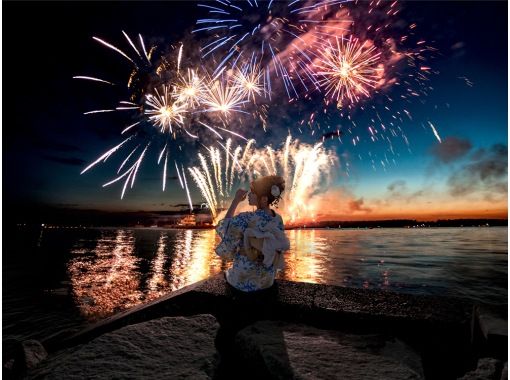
[315, 36, 382, 107]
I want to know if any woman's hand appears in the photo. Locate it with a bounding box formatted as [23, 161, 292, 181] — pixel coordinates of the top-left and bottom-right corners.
[233, 189, 248, 203]
[225, 189, 248, 218]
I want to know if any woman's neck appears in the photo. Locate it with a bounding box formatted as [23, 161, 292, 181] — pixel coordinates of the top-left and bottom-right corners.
[257, 205, 272, 216]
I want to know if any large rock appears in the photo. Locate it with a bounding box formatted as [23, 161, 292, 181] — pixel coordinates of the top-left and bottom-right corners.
[475, 305, 508, 360]
[3, 339, 47, 379]
[28, 314, 219, 379]
[457, 357, 503, 380]
[3, 338, 24, 379]
[235, 320, 424, 380]
[22, 340, 48, 369]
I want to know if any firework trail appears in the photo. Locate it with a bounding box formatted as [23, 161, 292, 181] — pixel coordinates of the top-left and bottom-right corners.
[244, 137, 337, 224]
[181, 164, 194, 212]
[188, 138, 255, 223]
[428, 121, 441, 143]
[72, 76, 114, 85]
[189, 136, 337, 225]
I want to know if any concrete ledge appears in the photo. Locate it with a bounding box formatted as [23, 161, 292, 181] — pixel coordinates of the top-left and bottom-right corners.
[46, 275, 473, 345]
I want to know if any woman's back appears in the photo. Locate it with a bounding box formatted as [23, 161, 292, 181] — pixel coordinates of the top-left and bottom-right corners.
[216, 209, 288, 292]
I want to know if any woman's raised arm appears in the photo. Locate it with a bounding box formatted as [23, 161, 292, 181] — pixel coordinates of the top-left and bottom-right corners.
[225, 189, 248, 218]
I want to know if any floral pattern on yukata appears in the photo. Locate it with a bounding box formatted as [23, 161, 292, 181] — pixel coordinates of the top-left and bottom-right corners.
[215, 209, 286, 292]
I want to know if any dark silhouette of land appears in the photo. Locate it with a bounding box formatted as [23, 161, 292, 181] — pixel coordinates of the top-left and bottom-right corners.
[286, 219, 508, 229]
[5, 203, 507, 229]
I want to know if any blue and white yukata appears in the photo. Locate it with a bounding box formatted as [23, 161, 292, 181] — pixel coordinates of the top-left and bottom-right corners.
[215, 209, 290, 292]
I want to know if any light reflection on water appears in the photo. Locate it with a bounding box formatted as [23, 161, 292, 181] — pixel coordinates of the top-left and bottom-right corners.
[69, 230, 141, 318]
[64, 227, 507, 321]
[68, 229, 223, 319]
[168, 229, 223, 291]
[282, 229, 329, 283]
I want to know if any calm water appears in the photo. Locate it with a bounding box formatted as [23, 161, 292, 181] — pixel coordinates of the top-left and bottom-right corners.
[3, 226, 507, 342]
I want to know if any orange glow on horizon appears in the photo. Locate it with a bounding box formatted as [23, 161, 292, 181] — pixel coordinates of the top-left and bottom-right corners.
[279, 187, 507, 224]
[304, 208, 508, 223]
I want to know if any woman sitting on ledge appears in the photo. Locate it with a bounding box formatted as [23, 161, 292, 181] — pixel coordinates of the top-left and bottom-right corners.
[215, 175, 290, 292]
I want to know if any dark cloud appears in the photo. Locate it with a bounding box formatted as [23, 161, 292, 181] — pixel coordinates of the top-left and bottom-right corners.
[430, 136, 472, 163]
[348, 198, 372, 213]
[54, 203, 81, 208]
[172, 203, 206, 208]
[384, 180, 426, 204]
[387, 180, 407, 193]
[451, 41, 465, 50]
[450, 41, 467, 59]
[447, 144, 507, 198]
[42, 155, 85, 166]
[411, 190, 425, 198]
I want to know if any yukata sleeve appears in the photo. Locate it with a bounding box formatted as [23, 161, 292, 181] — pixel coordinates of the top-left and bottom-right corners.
[215, 212, 253, 259]
[230, 211, 253, 230]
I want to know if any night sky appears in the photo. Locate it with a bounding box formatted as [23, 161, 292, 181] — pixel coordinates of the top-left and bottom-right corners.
[4, 1, 508, 221]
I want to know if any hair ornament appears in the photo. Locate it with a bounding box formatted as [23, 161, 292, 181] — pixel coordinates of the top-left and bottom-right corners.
[271, 185, 281, 197]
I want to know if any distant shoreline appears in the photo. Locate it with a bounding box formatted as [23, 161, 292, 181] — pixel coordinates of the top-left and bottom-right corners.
[284, 218, 508, 229]
[13, 218, 508, 230]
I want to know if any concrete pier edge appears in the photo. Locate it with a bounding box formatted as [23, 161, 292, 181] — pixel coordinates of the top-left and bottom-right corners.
[39, 275, 506, 379]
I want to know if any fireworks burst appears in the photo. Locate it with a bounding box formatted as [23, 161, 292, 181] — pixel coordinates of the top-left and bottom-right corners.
[232, 63, 265, 101]
[76, 1, 438, 203]
[145, 85, 187, 133]
[175, 69, 207, 107]
[194, 0, 353, 98]
[315, 36, 382, 107]
[286, 0, 439, 174]
[76, 33, 262, 199]
[201, 78, 250, 116]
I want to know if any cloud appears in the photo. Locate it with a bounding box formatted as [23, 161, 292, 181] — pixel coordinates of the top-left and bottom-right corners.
[348, 198, 372, 213]
[451, 41, 466, 50]
[306, 188, 374, 220]
[381, 180, 427, 205]
[172, 203, 204, 208]
[447, 144, 507, 198]
[450, 41, 467, 59]
[387, 180, 407, 193]
[54, 203, 81, 208]
[43, 155, 85, 166]
[430, 136, 472, 163]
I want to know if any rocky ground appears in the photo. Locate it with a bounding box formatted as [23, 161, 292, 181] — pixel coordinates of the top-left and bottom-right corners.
[3, 275, 507, 379]
[26, 315, 218, 379]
